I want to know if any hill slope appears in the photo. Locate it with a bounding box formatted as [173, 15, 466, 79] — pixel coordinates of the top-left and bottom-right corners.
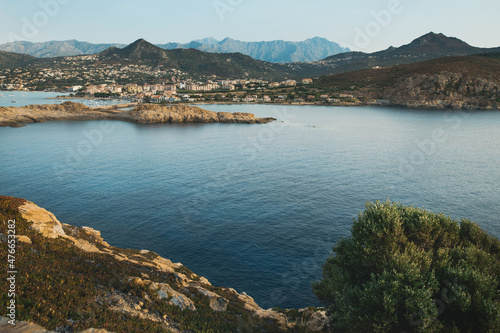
[0, 196, 328, 332]
[0, 50, 37, 69]
[317, 54, 500, 109]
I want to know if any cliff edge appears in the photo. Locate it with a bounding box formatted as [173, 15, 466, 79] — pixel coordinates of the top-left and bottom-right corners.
[0, 196, 328, 332]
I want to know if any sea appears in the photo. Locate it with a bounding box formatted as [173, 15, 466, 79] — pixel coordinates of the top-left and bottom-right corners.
[1, 92, 499, 309]
[0, 91, 125, 107]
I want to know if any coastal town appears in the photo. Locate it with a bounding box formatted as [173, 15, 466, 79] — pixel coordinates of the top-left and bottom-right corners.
[0, 57, 361, 105]
[0, 76, 358, 105]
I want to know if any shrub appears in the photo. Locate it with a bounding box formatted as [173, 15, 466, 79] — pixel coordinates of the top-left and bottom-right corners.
[312, 201, 500, 333]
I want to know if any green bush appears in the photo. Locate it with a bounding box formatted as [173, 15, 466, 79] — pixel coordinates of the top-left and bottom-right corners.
[312, 201, 500, 333]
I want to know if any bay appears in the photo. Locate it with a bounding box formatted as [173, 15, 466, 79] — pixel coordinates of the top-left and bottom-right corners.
[1, 99, 499, 309]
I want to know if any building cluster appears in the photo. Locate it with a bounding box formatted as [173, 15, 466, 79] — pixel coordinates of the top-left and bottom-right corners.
[76, 78, 280, 102]
[268, 78, 312, 88]
[0, 61, 188, 92]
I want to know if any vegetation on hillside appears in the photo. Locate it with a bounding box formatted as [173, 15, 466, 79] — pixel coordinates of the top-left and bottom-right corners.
[313, 201, 500, 332]
[316, 55, 500, 109]
[1, 196, 312, 332]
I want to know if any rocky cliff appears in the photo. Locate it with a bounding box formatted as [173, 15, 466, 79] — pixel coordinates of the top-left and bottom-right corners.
[0, 196, 328, 332]
[0, 102, 275, 127]
[319, 54, 500, 110]
[380, 71, 500, 109]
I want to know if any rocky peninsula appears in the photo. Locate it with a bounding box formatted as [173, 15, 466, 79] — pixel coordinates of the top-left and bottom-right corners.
[0, 196, 328, 332]
[0, 102, 276, 128]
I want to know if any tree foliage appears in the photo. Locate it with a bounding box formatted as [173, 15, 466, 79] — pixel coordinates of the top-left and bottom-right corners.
[313, 201, 500, 333]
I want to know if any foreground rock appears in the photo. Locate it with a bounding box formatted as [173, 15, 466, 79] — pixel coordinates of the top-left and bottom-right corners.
[0, 102, 276, 127]
[0, 196, 329, 332]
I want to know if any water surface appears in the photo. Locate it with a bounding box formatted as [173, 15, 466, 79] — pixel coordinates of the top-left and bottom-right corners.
[1, 102, 499, 308]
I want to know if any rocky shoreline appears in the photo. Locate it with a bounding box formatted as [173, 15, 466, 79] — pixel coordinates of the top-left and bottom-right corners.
[0, 197, 329, 332]
[0, 102, 276, 128]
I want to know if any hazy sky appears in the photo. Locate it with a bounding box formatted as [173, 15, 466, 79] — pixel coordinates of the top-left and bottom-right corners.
[0, 0, 499, 52]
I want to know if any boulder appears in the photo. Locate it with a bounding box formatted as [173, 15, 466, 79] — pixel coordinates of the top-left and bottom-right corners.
[15, 235, 32, 244]
[151, 282, 196, 311]
[18, 202, 66, 239]
[304, 310, 330, 332]
[194, 287, 229, 312]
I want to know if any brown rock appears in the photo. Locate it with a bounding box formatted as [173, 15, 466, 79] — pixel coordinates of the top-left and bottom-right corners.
[15, 235, 32, 244]
[19, 201, 66, 239]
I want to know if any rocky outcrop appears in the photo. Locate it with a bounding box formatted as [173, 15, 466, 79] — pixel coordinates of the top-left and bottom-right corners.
[0, 102, 276, 127]
[8, 198, 329, 332]
[150, 280, 197, 311]
[128, 104, 275, 124]
[382, 72, 500, 110]
[0, 102, 123, 127]
[192, 286, 229, 312]
[18, 201, 66, 239]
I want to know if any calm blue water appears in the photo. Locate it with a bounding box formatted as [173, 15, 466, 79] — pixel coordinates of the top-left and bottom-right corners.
[1, 98, 499, 309]
[0, 91, 124, 107]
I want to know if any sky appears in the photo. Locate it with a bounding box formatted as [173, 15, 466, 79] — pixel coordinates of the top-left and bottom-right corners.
[0, 0, 499, 53]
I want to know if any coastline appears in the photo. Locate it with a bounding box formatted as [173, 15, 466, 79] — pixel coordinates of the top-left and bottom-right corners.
[0, 102, 276, 128]
[49, 94, 500, 111]
[0, 196, 329, 331]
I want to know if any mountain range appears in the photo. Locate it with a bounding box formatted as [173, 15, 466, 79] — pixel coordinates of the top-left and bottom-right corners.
[0, 33, 499, 86]
[158, 37, 350, 63]
[0, 37, 349, 63]
[0, 40, 125, 59]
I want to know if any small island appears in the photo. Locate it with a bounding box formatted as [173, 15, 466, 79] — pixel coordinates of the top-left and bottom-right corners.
[0, 102, 276, 128]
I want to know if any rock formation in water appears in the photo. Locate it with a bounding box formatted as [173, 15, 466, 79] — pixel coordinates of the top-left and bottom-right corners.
[129, 103, 275, 124]
[0, 102, 276, 127]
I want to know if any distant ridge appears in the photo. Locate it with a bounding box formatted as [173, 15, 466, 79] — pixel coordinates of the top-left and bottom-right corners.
[0, 40, 125, 58]
[158, 36, 350, 63]
[319, 32, 500, 74]
[0, 37, 350, 63]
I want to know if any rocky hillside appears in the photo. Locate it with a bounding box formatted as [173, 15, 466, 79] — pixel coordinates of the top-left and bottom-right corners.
[317, 54, 500, 110]
[0, 102, 276, 127]
[0, 196, 329, 332]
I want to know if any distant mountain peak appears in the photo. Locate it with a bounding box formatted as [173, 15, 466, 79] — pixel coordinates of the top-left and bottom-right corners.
[307, 36, 328, 41]
[127, 38, 151, 48]
[193, 37, 220, 45]
[409, 32, 470, 47]
[100, 39, 168, 60]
